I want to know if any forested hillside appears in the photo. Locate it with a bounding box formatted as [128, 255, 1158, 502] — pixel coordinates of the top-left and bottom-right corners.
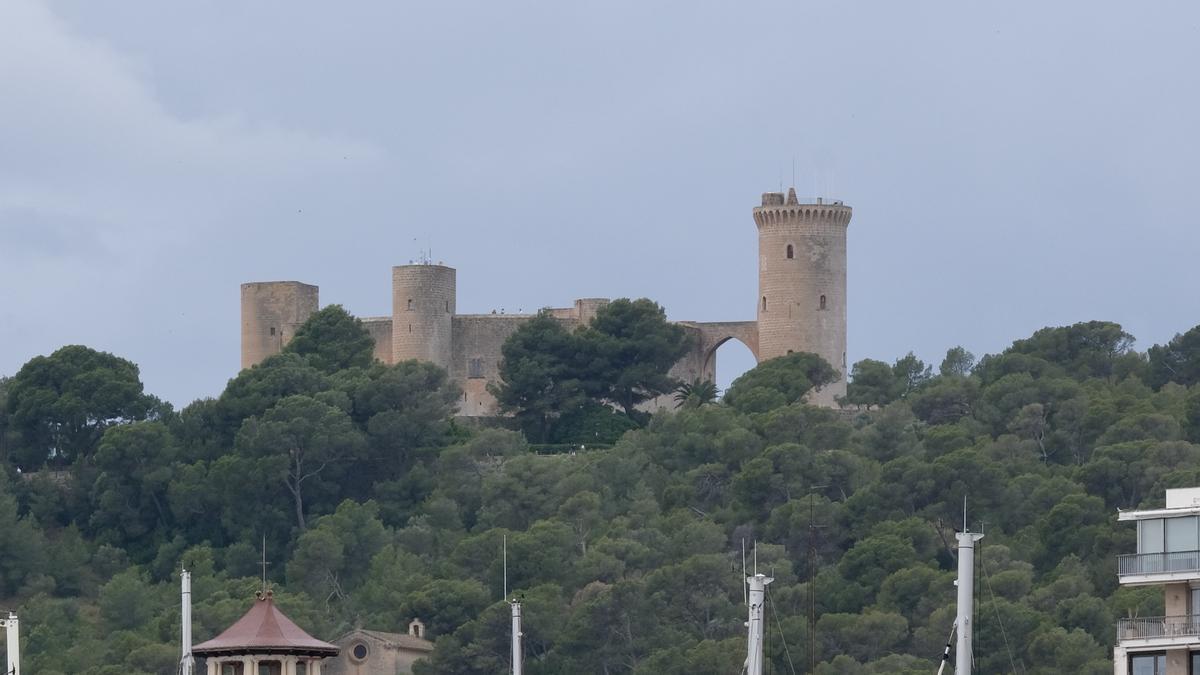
[2, 304, 1200, 674]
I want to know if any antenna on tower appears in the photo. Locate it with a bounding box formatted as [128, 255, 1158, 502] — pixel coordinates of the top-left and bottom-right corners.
[503, 534, 508, 599]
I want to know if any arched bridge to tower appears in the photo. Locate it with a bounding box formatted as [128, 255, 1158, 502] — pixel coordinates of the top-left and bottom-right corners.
[677, 321, 760, 383]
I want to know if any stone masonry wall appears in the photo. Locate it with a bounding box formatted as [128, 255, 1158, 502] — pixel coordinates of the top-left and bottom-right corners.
[450, 314, 562, 416]
[392, 265, 455, 370]
[360, 317, 394, 365]
[240, 281, 319, 369]
[754, 191, 851, 406]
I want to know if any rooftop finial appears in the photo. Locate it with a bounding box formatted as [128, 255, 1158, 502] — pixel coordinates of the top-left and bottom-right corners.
[257, 535, 272, 599]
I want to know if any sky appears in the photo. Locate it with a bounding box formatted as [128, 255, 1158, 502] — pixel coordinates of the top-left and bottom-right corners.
[2, 1, 1198, 406]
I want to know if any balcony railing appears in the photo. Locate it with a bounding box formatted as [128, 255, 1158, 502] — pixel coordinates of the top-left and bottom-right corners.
[1118, 550, 1200, 577]
[1119, 616, 1200, 643]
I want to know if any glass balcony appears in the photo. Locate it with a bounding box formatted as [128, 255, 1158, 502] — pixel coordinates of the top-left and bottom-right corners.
[1118, 550, 1200, 582]
[1119, 616, 1200, 645]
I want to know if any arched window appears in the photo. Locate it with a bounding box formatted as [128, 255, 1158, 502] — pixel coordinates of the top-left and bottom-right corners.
[786, 244, 794, 259]
[407, 298, 413, 311]
[445, 300, 450, 313]
[761, 296, 767, 311]
[819, 295, 827, 310]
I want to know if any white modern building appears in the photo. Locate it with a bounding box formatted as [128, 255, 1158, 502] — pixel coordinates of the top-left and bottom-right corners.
[1115, 488, 1200, 675]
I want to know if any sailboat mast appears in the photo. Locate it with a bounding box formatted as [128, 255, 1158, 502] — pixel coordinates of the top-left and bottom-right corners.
[510, 599, 523, 675]
[504, 534, 523, 675]
[181, 569, 194, 675]
[954, 530, 984, 675]
[745, 573, 774, 675]
[2, 612, 19, 675]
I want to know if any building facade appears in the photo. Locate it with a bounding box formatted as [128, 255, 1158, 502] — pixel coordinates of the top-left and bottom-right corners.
[324, 621, 433, 675]
[1114, 487, 1200, 675]
[240, 190, 852, 413]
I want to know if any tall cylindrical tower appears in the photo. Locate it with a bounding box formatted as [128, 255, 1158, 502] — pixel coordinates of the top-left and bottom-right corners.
[240, 281, 319, 370]
[754, 188, 852, 405]
[392, 264, 456, 370]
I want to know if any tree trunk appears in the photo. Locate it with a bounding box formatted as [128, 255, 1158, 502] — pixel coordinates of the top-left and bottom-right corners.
[291, 454, 307, 531]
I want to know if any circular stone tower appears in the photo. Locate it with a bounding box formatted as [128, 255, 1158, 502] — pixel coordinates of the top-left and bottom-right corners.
[754, 188, 852, 406]
[240, 281, 319, 370]
[392, 264, 456, 370]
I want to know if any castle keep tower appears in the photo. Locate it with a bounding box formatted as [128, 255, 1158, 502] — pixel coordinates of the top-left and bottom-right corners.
[392, 264, 455, 371]
[240, 281, 319, 369]
[754, 188, 852, 405]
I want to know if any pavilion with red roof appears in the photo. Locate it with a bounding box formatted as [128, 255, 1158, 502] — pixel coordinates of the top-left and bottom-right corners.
[192, 590, 339, 675]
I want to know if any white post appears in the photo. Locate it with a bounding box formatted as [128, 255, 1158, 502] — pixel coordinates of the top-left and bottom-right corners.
[181, 569, 195, 675]
[510, 599, 523, 675]
[745, 573, 774, 675]
[3, 612, 19, 675]
[955, 531, 984, 675]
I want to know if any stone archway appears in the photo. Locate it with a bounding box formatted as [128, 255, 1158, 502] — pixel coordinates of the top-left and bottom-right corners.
[683, 321, 760, 383]
[644, 321, 760, 413]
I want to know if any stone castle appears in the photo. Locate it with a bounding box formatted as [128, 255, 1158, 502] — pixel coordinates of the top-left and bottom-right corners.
[240, 189, 851, 414]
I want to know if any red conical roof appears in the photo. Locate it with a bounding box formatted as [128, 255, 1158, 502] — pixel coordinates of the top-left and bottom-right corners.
[192, 593, 339, 657]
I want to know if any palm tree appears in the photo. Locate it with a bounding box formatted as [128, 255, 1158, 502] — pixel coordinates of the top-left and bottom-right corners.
[673, 378, 719, 409]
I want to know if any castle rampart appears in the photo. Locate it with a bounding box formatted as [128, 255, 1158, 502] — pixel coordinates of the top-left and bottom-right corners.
[361, 317, 394, 365]
[240, 190, 851, 413]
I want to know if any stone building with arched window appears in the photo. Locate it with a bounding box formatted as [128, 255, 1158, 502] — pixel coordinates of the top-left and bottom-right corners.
[324, 620, 434, 675]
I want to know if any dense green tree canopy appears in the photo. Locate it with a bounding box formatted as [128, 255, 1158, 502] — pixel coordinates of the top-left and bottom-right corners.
[491, 312, 590, 442]
[235, 394, 367, 531]
[3, 313, 1199, 674]
[843, 359, 896, 407]
[938, 346, 976, 378]
[723, 351, 837, 413]
[5, 345, 161, 468]
[283, 304, 377, 373]
[581, 298, 691, 416]
[492, 299, 690, 440]
[1148, 324, 1200, 389]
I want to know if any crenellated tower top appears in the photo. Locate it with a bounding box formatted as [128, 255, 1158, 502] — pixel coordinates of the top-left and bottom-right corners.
[753, 188, 852, 228]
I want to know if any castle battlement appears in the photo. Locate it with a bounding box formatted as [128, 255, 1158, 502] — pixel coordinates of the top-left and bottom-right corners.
[753, 190, 852, 228]
[240, 190, 852, 414]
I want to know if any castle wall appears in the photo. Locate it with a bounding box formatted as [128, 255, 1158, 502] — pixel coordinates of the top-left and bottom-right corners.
[448, 312, 714, 417]
[240, 281, 319, 369]
[242, 189, 851, 411]
[360, 317, 394, 365]
[449, 314, 548, 416]
[754, 190, 851, 406]
[392, 265, 455, 370]
[642, 323, 709, 413]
